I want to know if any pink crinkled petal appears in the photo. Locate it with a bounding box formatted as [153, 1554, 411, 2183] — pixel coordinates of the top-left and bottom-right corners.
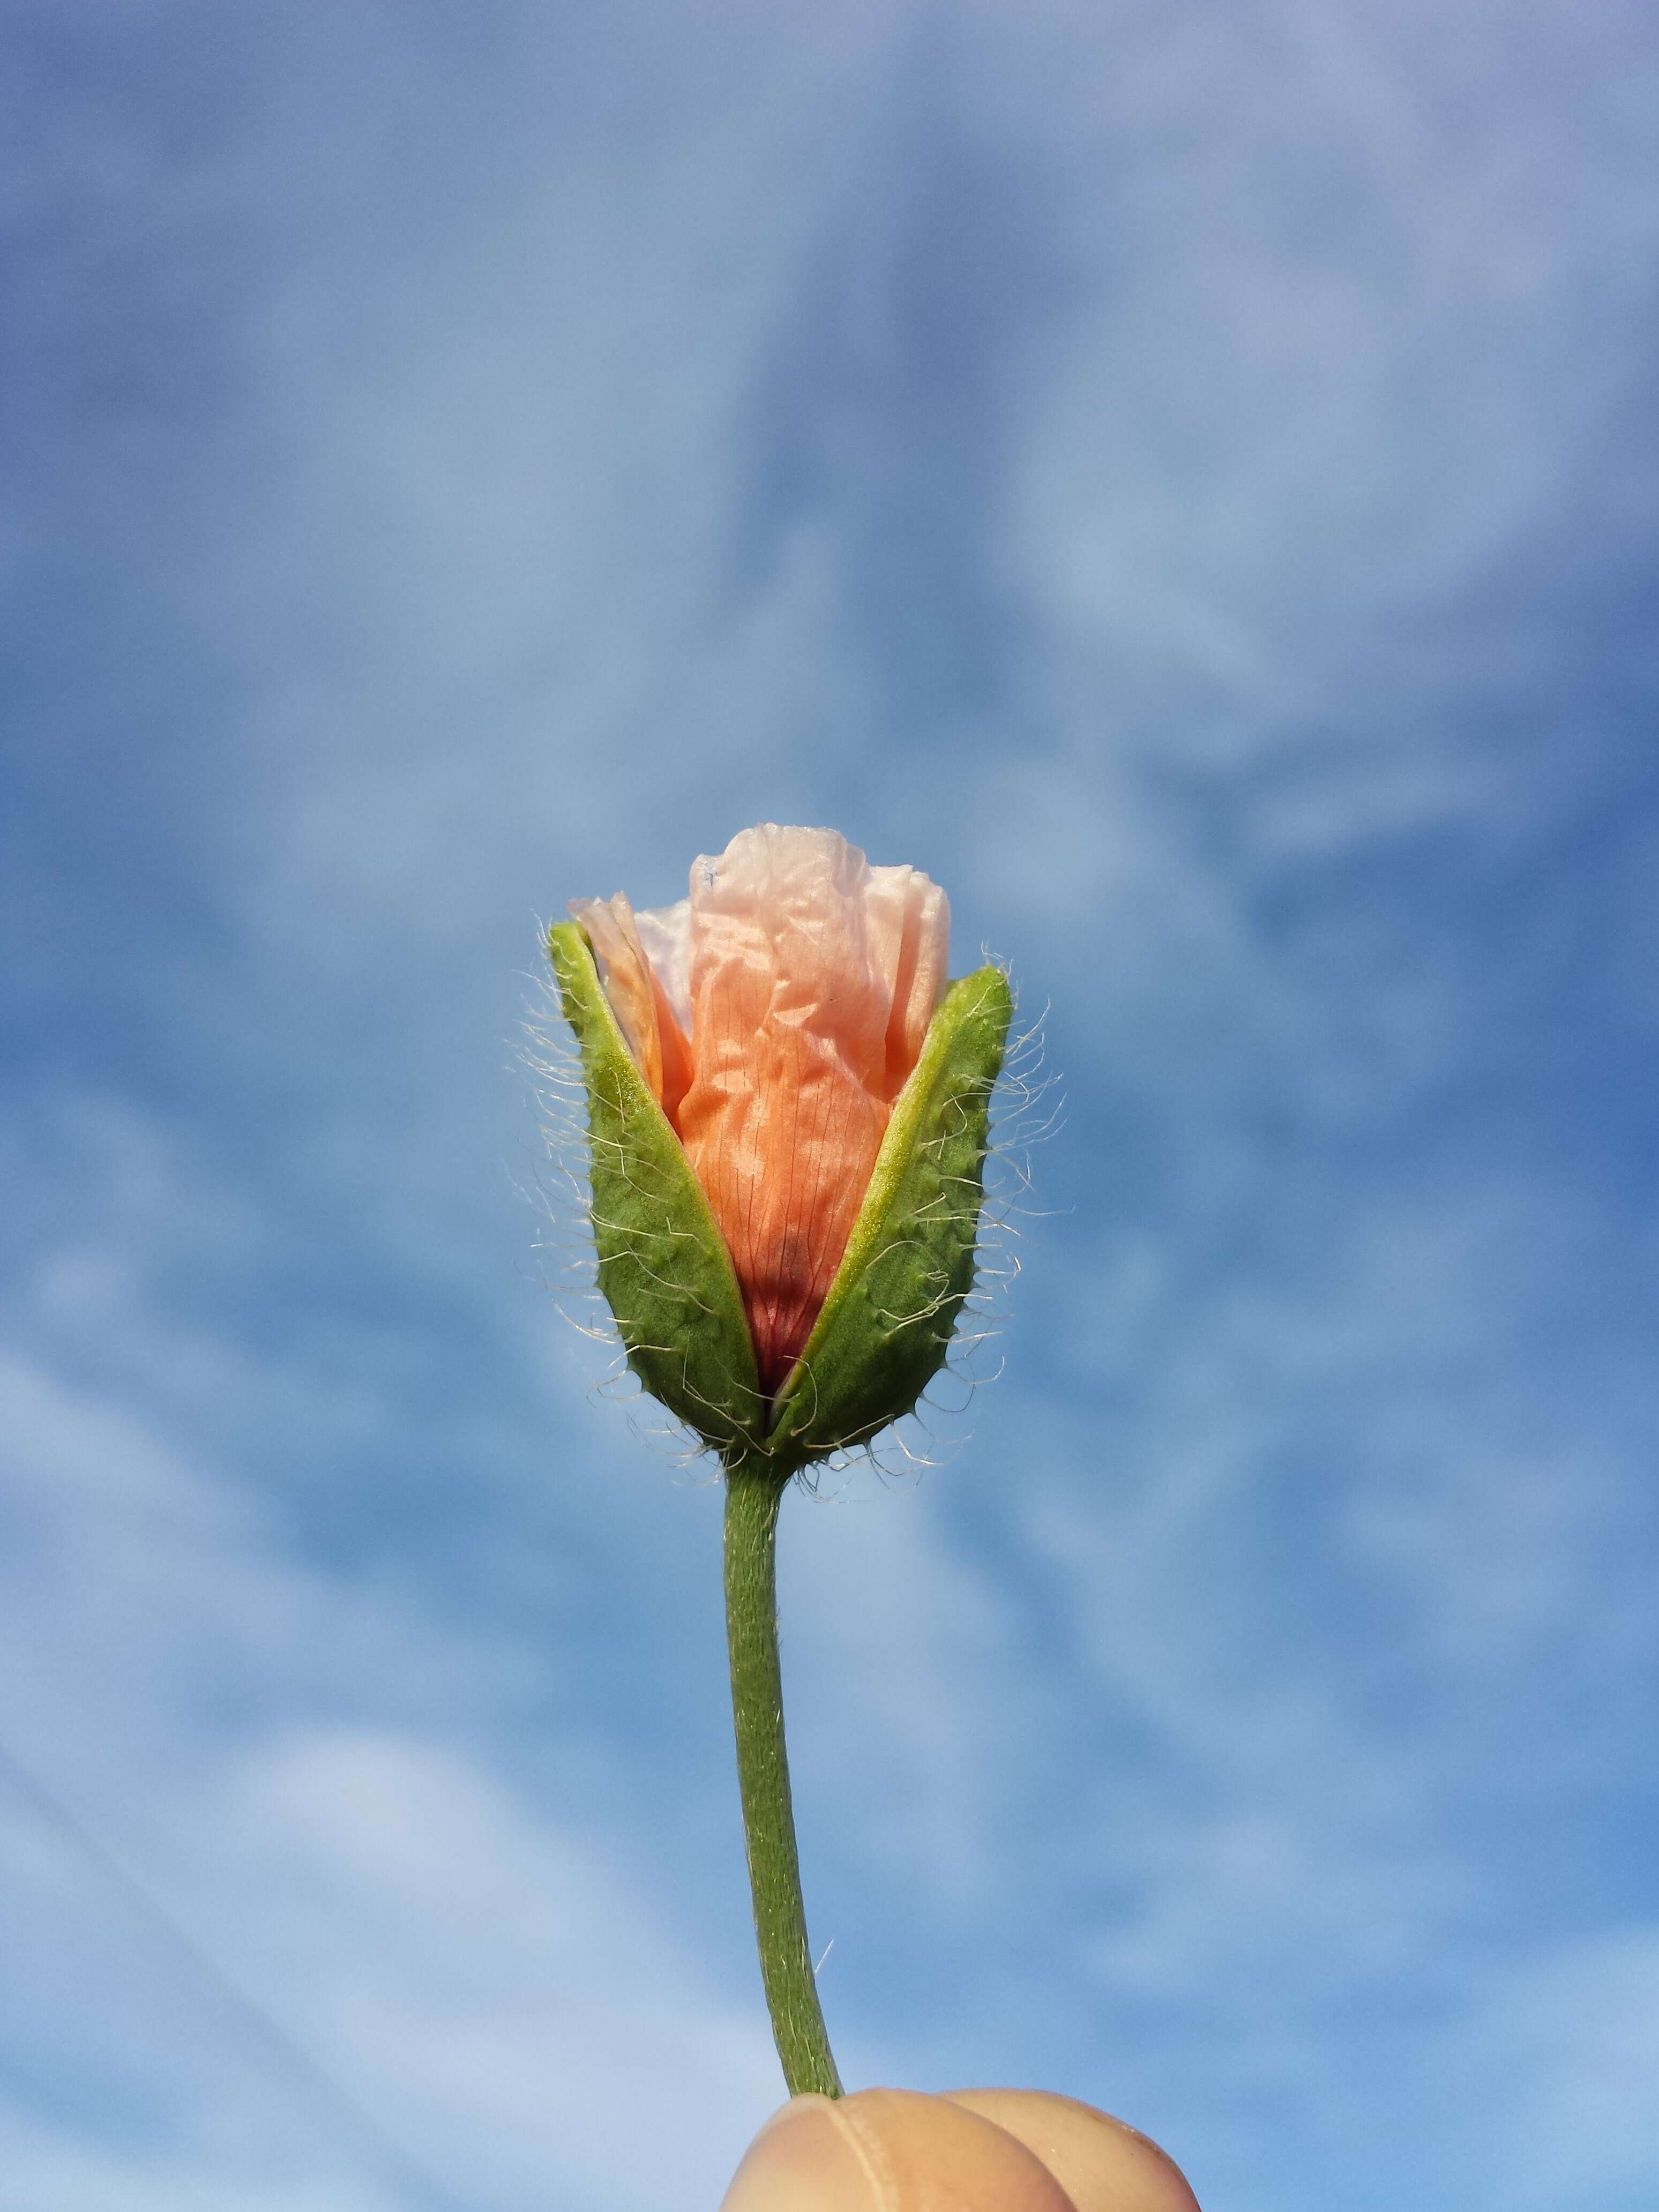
[675, 826, 948, 1398]
[572, 828, 951, 1403]
[567, 891, 694, 1122]
[868, 864, 950, 1101]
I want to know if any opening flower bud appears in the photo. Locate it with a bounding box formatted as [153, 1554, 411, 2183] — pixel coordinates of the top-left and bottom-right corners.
[549, 825, 1012, 1469]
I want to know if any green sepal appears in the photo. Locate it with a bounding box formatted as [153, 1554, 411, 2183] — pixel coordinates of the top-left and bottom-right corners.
[767, 965, 1014, 1464]
[548, 921, 764, 1456]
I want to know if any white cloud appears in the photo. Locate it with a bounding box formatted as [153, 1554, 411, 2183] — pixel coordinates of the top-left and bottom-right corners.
[0, 2116, 404, 2212]
[8, 1, 1659, 2204]
[779, 1473, 1032, 1913]
[1479, 1929, 1659, 2208]
[989, 0, 1659, 679]
[0, 1348, 779, 2211]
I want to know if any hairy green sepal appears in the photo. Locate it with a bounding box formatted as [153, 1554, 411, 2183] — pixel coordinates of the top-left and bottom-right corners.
[768, 965, 1013, 1461]
[548, 921, 762, 1455]
[550, 925, 1013, 1466]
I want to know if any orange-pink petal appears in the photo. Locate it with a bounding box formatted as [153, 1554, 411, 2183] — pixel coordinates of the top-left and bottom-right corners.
[671, 826, 948, 1397]
[575, 829, 950, 1403]
[567, 890, 694, 1123]
[868, 864, 951, 1102]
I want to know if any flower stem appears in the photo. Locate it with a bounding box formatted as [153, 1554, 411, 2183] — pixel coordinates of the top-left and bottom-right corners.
[723, 1460, 843, 2099]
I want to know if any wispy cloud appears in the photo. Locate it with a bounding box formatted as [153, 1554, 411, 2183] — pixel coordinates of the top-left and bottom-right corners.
[0, 1350, 779, 2210]
[5, 0, 1658, 2206]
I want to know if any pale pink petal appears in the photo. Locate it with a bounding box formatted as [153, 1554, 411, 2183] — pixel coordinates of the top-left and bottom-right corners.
[569, 891, 694, 1121]
[676, 826, 908, 1395]
[868, 864, 950, 1100]
[633, 896, 693, 1034]
[576, 829, 953, 1400]
[569, 893, 659, 1092]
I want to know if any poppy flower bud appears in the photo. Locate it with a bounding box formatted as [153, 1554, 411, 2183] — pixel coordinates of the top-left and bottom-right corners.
[548, 825, 1013, 1469]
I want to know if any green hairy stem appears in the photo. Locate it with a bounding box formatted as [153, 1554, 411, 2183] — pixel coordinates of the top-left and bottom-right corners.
[723, 1461, 842, 2099]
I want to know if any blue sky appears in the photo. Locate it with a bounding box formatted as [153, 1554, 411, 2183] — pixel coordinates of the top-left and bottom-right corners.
[3, 2, 1658, 2207]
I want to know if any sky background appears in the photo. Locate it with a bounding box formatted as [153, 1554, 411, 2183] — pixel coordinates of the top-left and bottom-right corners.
[4, 2, 1659, 2208]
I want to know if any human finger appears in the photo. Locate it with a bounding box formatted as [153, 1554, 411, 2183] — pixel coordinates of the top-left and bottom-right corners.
[720, 2087, 1081, 2210]
[945, 2089, 1200, 2211]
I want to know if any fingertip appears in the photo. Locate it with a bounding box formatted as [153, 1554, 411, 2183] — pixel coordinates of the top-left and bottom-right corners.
[721, 2088, 1081, 2211]
[719, 2096, 868, 2211]
[944, 2090, 1201, 2211]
